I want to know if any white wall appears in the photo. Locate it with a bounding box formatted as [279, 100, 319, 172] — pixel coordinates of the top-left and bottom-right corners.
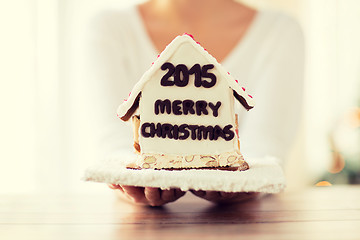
[0, 0, 37, 193]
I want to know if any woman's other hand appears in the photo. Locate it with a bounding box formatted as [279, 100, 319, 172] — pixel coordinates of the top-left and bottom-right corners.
[190, 190, 259, 204]
[109, 184, 186, 206]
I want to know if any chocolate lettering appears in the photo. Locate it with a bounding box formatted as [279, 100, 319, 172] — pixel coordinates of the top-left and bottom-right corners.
[155, 123, 162, 138]
[201, 64, 217, 88]
[182, 100, 195, 115]
[174, 64, 189, 87]
[197, 126, 214, 140]
[172, 100, 182, 115]
[154, 99, 222, 117]
[178, 124, 190, 140]
[223, 124, 235, 141]
[154, 99, 171, 115]
[189, 64, 202, 87]
[173, 124, 179, 140]
[160, 62, 175, 86]
[188, 125, 199, 140]
[160, 63, 216, 88]
[141, 122, 161, 138]
[195, 101, 208, 116]
[208, 101, 221, 117]
[141, 122, 235, 141]
[213, 125, 225, 140]
[162, 123, 173, 139]
[141, 122, 151, 138]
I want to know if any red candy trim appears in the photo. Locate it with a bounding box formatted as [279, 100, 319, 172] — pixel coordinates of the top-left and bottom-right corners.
[183, 33, 194, 39]
[183, 33, 204, 50]
[242, 87, 246, 91]
[248, 94, 253, 98]
[123, 92, 131, 102]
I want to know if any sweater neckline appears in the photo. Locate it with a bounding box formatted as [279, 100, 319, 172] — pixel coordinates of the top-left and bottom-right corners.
[131, 5, 264, 66]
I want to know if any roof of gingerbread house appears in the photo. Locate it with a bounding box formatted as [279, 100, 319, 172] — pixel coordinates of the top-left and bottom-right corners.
[117, 34, 255, 121]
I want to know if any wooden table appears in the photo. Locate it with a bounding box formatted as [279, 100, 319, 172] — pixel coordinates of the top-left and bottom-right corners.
[1, 186, 360, 240]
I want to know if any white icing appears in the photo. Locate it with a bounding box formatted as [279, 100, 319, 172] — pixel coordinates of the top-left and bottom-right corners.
[116, 34, 254, 162]
[117, 35, 255, 120]
[139, 41, 239, 155]
[84, 156, 285, 194]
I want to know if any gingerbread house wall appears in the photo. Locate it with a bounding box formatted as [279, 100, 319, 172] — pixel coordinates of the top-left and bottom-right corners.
[138, 42, 238, 156]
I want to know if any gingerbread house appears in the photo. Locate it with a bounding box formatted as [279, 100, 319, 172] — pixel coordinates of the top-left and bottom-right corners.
[117, 34, 254, 170]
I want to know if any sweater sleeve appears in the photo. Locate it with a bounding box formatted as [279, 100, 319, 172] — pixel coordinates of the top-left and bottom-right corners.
[87, 12, 135, 160]
[239, 16, 305, 165]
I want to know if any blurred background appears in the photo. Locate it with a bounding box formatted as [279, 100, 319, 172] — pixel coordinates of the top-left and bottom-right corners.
[0, 0, 359, 195]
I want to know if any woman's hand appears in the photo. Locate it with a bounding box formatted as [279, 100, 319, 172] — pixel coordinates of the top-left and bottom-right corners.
[109, 184, 186, 207]
[190, 190, 259, 204]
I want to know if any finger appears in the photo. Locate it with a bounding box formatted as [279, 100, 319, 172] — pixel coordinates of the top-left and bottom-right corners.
[144, 187, 162, 206]
[108, 184, 125, 193]
[160, 188, 185, 202]
[190, 190, 206, 197]
[108, 184, 120, 189]
[122, 186, 146, 204]
[218, 192, 259, 204]
[202, 191, 222, 201]
[174, 189, 186, 198]
[116, 185, 125, 193]
[219, 192, 236, 199]
[237, 192, 260, 201]
[161, 189, 176, 202]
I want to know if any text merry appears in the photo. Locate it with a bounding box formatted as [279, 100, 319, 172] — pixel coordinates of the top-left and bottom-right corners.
[154, 99, 221, 117]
